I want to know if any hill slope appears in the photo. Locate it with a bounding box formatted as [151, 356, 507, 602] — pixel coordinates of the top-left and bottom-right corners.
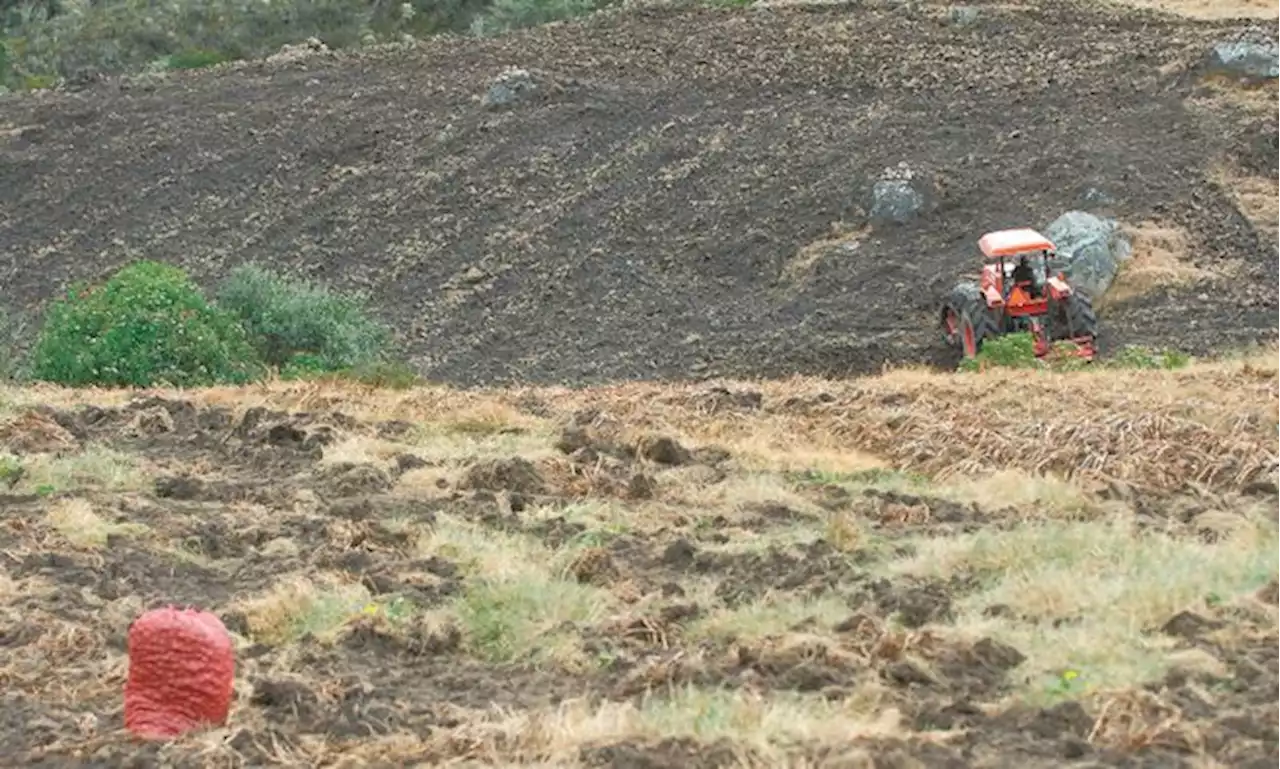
[1, 0, 1277, 385]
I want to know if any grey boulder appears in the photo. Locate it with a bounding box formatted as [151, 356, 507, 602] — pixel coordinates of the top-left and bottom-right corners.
[1044, 211, 1132, 299]
[1205, 41, 1279, 82]
[868, 162, 934, 226]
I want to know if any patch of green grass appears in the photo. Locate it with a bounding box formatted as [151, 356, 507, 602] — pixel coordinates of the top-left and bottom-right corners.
[684, 594, 852, 644]
[0, 446, 146, 494]
[890, 513, 1279, 702]
[0, 454, 22, 487]
[1103, 344, 1192, 370]
[165, 48, 232, 70]
[421, 515, 617, 666]
[453, 576, 609, 665]
[959, 332, 1192, 373]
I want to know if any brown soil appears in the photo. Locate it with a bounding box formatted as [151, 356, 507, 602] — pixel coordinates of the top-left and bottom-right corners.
[0, 1, 1276, 385]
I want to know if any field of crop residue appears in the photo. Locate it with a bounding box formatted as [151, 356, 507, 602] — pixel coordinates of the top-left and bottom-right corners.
[0, 349, 1276, 767]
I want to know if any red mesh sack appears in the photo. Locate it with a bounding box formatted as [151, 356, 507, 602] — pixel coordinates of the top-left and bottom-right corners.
[125, 607, 236, 740]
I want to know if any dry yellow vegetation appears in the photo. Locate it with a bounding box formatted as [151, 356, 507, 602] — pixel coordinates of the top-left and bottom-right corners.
[1112, 0, 1277, 19]
[0, 348, 1276, 766]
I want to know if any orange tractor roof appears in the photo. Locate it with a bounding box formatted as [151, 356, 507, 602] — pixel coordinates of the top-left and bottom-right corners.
[978, 228, 1056, 259]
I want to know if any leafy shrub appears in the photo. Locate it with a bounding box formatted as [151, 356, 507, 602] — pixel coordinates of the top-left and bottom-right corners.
[30, 261, 264, 387]
[165, 48, 231, 71]
[958, 332, 1039, 372]
[958, 332, 1192, 373]
[215, 263, 396, 373]
[3, 0, 372, 83]
[469, 0, 603, 36]
[280, 356, 419, 389]
[1103, 345, 1191, 370]
[1, 0, 588, 87]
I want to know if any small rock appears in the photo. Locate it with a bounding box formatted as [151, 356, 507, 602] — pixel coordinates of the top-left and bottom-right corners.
[660, 581, 685, 597]
[1256, 579, 1278, 606]
[460, 265, 487, 284]
[481, 67, 538, 109]
[947, 5, 979, 26]
[394, 454, 428, 473]
[884, 660, 936, 686]
[1080, 186, 1116, 207]
[317, 463, 393, 498]
[265, 423, 305, 447]
[971, 637, 1027, 670]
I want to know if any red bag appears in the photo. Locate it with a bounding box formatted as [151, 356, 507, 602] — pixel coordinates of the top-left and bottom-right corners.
[125, 607, 236, 739]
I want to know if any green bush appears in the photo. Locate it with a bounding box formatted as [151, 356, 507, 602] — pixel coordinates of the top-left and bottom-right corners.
[30, 261, 264, 388]
[1, 0, 596, 87]
[165, 48, 231, 71]
[958, 332, 1039, 372]
[1103, 345, 1191, 371]
[215, 263, 396, 373]
[469, 0, 602, 36]
[958, 332, 1192, 373]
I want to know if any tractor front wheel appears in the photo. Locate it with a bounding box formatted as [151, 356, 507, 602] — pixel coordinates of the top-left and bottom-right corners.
[940, 282, 981, 349]
[957, 295, 999, 359]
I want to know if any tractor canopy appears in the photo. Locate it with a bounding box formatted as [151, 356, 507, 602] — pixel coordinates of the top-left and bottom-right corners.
[978, 228, 1056, 260]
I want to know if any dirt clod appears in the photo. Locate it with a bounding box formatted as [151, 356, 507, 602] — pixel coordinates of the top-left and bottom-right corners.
[635, 435, 690, 466]
[316, 463, 394, 497]
[461, 457, 546, 494]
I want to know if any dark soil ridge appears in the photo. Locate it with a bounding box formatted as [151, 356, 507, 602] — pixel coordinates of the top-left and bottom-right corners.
[1, 0, 1276, 386]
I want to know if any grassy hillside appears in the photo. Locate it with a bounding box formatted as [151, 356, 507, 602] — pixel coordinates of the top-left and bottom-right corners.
[0, 347, 1276, 765]
[1, 0, 1277, 385]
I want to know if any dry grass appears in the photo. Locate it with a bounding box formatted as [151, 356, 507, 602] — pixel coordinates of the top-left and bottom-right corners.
[685, 596, 854, 643]
[1, 348, 1277, 766]
[236, 574, 375, 645]
[779, 223, 869, 288]
[0, 445, 147, 494]
[1223, 172, 1274, 241]
[70, 343, 1270, 494]
[1100, 223, 1218, 308]
[429, 688, 905, 766]
[1109, 0, 1277, 19]
[44, 497, 150, 549]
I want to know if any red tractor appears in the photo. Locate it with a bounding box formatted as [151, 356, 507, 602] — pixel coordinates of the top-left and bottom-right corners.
[939, 228, 1098, 361]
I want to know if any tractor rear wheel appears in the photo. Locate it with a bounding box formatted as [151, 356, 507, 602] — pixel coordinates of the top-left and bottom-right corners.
[1052, 292, 1098, 342]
